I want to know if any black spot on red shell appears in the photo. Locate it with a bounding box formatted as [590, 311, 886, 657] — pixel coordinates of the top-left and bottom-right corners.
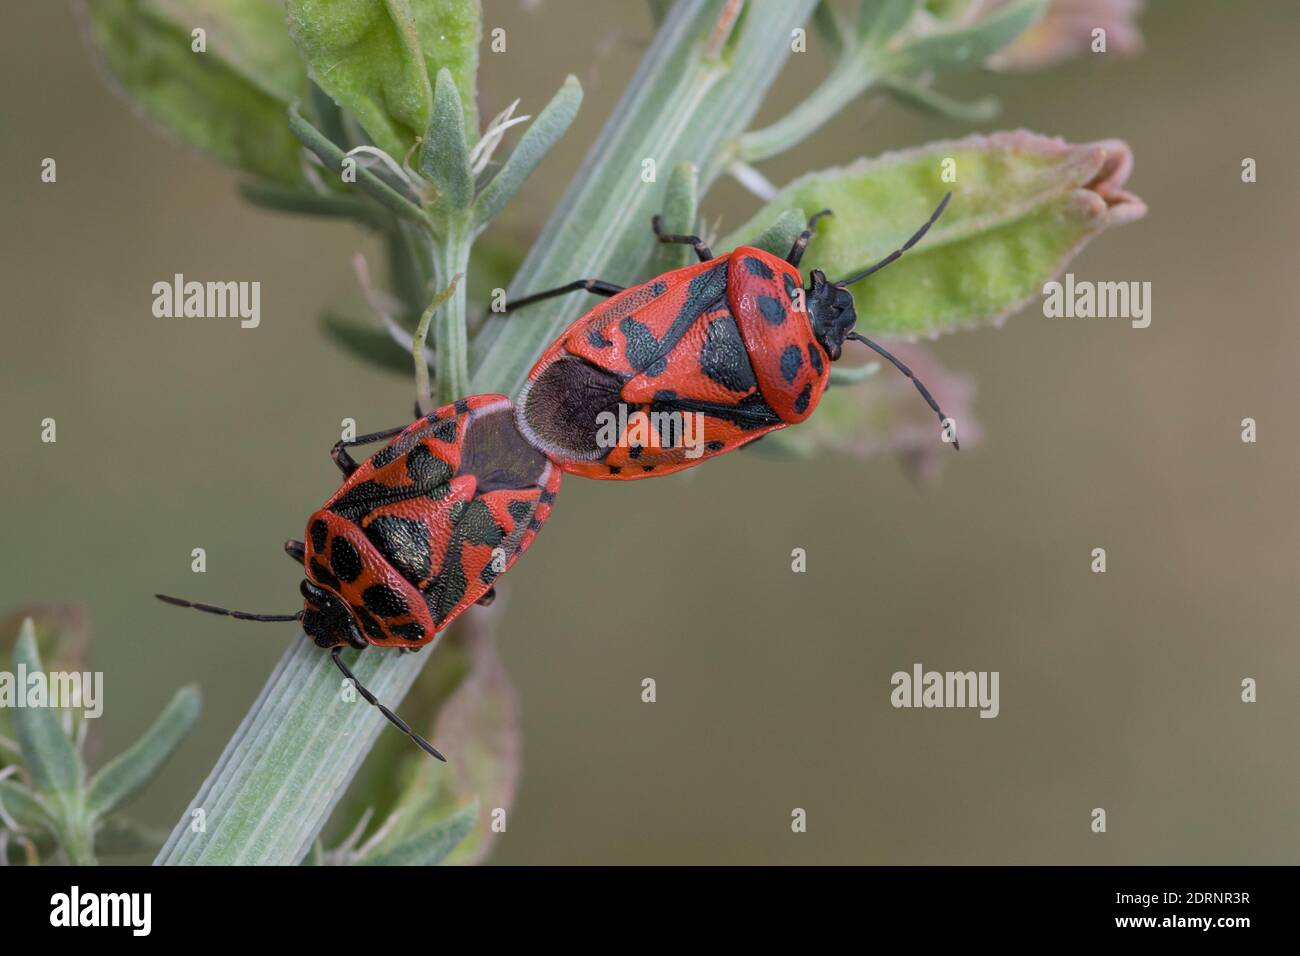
[742, 256, 774, 279]
[406, 443, 452, 488]
[390, 621, 425, 642]
[706, 440, 724, 452]
[609, 465, 622, 475]
[808, 342, 824, 375]
[363, 515, 431, 585]
[507, 499, 532, 523]
[455, 399, 470, 414]
[370, 442, 403, 469]
[352, 605, 387, 641]
[780, 345, 803, 384]
[621, 317, 667, 376]
[310, 559, 339, 591]
[587, 327, 613, 348]
[460, 499, 504, 547]
[758, 295, 786, 325]
[329, 536, 363, 583]
[431, 419, 457, 443]
[363, 583, 408, 618]
[310, 519, 328, 552]
[699, 315, 757, 393]
[794, 383, 812, 415]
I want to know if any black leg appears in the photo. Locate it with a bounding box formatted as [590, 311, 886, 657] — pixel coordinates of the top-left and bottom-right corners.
[331, 646, 446, 761]
[503, 279, 625, 314]
[476, 586, 497, 607]
[652, 215, 713, 262]
[284, 539, 306, 565]
[331, 424, 408, 477]
[786, 209, 832, 267]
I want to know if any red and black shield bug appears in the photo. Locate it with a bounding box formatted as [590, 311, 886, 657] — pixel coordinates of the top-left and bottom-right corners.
[157, 394, 561, 759]
[512, 194, 956, 479]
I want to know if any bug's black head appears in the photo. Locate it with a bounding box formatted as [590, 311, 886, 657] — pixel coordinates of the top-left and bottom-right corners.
[300, 579, 365, 649]
[806, 270, 858, 361]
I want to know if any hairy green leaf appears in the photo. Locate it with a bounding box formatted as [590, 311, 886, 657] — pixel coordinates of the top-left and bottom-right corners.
[419, 68, 474, 214]
[287, 0, 480, 161]
[360, 802, 477, 866]
[10, 623, 82, 796]
[652, 162, 700, 274]
[722, 208, 806, 259]
[86, 685, 200, 819]
[81, 0, 306, 182]
[0, 779, 55, 833]
[727, 131, 1147, 338]
[288, 105, 430, 226]
[473, 76, 584, 230]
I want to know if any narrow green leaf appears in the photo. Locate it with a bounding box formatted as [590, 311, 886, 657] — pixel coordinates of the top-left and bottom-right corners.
[473, 76, 584, 230]
[0, 779, 55, 833]
[86, 685, 201, 819]
[811, 2, 853, 60]
[1, 605, 91, 770]
[239, 181, 386, 226]
[883, 76, 999, 121]
[725, 131, 1147, 338]
[80, 0, 306, 182]
[10, 622, 81, 796]
[287, 0, 481, 161]
[288, 105, 431, 227]
[419, 68, 475, 214]
[652, 162, 700, 274]
[360, 802, 478, 866]
[886, 0, 1047, 74]
[721, 208, 805, 258]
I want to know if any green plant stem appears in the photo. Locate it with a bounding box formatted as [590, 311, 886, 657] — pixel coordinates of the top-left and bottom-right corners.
[156, 0, 817, 866]
[52, 796, 96, 866]
[413, 269, 464, 414]
[433, 223, 472, 405]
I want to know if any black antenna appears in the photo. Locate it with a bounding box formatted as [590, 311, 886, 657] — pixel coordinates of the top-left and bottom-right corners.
[331, 647, 446, 761]
[836, 192, 952, 286]
[845, 332, 959, 451]
[155, 593, 302, 622]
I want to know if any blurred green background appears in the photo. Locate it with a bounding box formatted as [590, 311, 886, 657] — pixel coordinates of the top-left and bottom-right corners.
[3, 0, 1297, 864]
